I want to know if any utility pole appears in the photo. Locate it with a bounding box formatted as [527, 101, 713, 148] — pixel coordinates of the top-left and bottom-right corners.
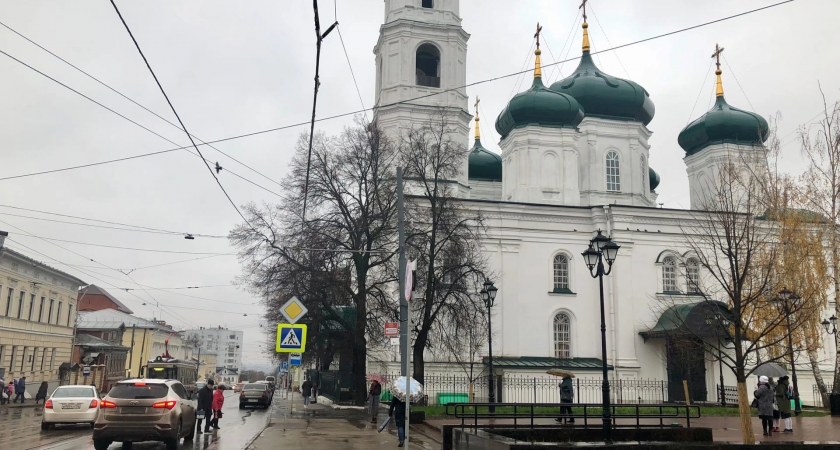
[127, 324, 136, 378]
[397, 167, 411, 448]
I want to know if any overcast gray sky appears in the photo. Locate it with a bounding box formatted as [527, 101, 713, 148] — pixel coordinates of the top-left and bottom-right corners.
[1, 0, 838, 365]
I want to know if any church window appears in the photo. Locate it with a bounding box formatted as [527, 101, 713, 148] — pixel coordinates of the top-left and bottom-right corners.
[686, 259, 700, 293]
[663, 257, 678, 293]
[606, 151, 620, 191]
[553, 313, 571, 358]
[640, 156, 647, 195]
[422, 0, 433, 8]
[416, 44, 441, 88]
[553, 254, 570, 293]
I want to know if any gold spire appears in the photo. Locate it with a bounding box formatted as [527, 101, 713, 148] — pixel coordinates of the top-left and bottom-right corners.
[711, 43, 725, 97]
[534, 23, 543, 78]
[474, 97, 481, 140]
[580, 0, 590, 52]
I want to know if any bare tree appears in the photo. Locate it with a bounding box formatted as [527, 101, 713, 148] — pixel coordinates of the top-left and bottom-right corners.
[397, 109, 491, 384]
[231, 120, 399, 405]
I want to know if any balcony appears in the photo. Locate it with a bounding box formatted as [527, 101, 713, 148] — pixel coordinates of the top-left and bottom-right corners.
[416, 74, 440, 88]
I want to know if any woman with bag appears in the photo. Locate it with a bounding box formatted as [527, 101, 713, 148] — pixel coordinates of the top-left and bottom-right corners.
[754, 376, 775, 436]
[775, 376, 793, 433]
[211, 385, 226, 430]
[555, 375, 575, 424]
[367, 380, 382, 424]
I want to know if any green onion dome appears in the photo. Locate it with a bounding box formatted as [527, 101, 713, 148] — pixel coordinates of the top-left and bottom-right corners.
[495, 49, 584, 139]
[549, 23, 654, 125]
[678, 95, 769, 155]
[468, 138, 502, 182]
[649, 167, 660, 192]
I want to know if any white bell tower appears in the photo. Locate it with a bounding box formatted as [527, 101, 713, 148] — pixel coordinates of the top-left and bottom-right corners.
[373, 0, 471, 188]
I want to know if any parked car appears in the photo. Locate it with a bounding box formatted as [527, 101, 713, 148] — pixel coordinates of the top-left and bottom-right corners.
[41, 385, 101, 430]
[92, 379, 197, 450]
[265, 376, 276, 391]
[239, 383, 271, 409]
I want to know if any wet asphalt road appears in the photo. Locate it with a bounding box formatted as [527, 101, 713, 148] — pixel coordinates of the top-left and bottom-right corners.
[0, 392, 271, 450]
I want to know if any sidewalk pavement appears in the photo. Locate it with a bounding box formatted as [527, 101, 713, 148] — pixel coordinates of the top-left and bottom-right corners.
[248, 394, 440, 449]
[425, 415, 840, 444]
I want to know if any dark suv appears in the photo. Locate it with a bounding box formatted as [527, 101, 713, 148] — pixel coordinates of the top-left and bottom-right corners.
[93, 379, 196, 450]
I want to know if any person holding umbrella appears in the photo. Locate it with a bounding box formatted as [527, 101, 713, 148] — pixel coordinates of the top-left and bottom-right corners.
[367, 378, 383, 424]
[389, 395, 406, 447]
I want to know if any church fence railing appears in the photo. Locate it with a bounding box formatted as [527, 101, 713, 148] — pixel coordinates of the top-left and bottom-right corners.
[812, 384, 833, 408]
[368, 373, 667, 406]
[715, 384, 740, 405]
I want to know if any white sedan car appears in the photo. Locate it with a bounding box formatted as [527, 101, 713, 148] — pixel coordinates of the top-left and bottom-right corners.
[41, 385, 101, 430]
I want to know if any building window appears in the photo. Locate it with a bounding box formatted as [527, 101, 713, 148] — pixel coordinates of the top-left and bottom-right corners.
[17, 291, 25, 319]
[48, 299, 54, 324]
[20, 347, 27, 371]
[640, 156, 647, 195]
[0, 345, 5, 370]
[553, 254, 570, 293]
[416, 43, 441, 87]
[50, 348, 56, 370]
[686, 259, 700, 293]
[663, 257, 678, 293]
[67, 305, 74, 327]
[553, 313, 571, 358]
[57, 302, 63, 325]
[31, 348, 38, 371]
[39, 297, 45, 322]
[28, 294, 36, 321]
[11, 346, 19, 372]
[6, 288, 14, 316]
[40, 348, 47, 371]
[422, 0, 433, 8]
[606, 151, 621, 191]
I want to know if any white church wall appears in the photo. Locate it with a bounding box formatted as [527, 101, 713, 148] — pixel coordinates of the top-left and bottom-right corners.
[500, 126, 581, 205]
[469, 179, 502, 201]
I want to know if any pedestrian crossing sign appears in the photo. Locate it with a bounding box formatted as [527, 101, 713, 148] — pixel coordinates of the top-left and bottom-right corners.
[276, 324, 307, 352]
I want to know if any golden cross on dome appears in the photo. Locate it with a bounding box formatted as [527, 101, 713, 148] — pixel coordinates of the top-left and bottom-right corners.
[534, 22, 542, 49]
[474, 96, 480, 114]
[711, 43, 725, 71]
[579, 0, 588, 22]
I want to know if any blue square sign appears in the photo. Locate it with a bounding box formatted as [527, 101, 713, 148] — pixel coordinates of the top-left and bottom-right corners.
[280, 361, 289, 370]
[275, 324, 307, 352]
[290, 353, 302, 366]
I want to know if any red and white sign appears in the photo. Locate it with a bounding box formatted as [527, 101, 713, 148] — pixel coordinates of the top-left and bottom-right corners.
[384, 322, 399, 337]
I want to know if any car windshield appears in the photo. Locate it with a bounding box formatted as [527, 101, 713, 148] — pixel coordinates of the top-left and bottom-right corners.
[244, 384, 265, 390]
[51, 387, 95, 398]
[109, 383, 169, 399]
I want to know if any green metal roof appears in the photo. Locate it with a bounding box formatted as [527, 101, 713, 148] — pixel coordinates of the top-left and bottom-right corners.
[678, 95, 769, 155]
[639, 300, 731, 341]
[468, 138, 503, 182]
[550, 51, 655, 125]
[495, 76, 584, 139]
[482, 356, 612, 371]
[649, 167, 660, 192]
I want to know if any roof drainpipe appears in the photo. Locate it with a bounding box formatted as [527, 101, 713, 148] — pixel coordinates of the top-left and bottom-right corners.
[602, 205, 618, 377]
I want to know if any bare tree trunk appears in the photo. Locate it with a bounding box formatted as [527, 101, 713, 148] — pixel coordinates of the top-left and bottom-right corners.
[807, 346, 830, 407]
[736, 382, 755, 444]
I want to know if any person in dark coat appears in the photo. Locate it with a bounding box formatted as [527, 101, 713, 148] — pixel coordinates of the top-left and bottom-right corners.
[0, 378, 6, 405]
[14, 377, 26, 403]
[389, 396, 406, 447]
[368, 380, 382, 424]
[196, 379, 215, 434]
[35, 382, 49, 404]
[556, 375, 575, 424]
[301, 378, 313, 408]
[775, 376, 793, 432]
[754, 376, 775, 436]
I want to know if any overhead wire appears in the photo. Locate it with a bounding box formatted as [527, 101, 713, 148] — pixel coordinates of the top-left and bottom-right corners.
[686, 61, 714, 125]
[0, 211, 227, 239]
[0, 0, 797, 183]
[544, 13, 581, 84]
[9, 232, 236, 255]
[0, 20, 281, 189]
[588, 1, 631, 79]
[721, 55, 757, 113]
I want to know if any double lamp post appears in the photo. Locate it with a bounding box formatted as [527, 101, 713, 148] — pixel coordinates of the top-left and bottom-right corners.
[481, 279, 498, 409]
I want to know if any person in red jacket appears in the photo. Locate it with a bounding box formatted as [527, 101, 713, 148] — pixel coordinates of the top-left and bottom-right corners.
[211, 385, 226, 430]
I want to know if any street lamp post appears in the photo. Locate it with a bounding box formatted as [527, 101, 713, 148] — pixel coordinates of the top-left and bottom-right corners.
[705, 313, 731, 407]
[822, 315, 838, 335]
[776, 288, 802, 415]
[581, 230, 620, 443]
[481, 280, 498, 411]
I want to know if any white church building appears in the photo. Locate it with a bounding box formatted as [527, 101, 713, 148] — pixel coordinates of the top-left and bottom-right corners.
[369, 0, 836, 405]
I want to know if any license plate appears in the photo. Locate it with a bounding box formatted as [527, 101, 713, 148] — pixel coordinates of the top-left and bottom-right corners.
[61, 403, 81, 410]
[248, 399, 257, 403]
[121, 406, 146, 414]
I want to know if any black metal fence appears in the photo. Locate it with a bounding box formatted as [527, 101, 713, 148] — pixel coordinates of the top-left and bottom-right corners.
[716, 385, 740, 405]
[367, 373, 667, 406]
[812, 384, 833, 408]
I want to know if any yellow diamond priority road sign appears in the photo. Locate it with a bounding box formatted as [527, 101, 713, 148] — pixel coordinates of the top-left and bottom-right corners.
[280, 296, 308, 324]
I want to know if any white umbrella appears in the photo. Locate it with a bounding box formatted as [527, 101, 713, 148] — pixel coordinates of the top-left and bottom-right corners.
[389, 376, 423, 403]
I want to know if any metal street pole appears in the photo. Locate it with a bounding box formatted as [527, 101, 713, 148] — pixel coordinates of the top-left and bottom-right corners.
[396, 167, 410, 447]
[597, 258, 612, 443]
[487, 302, 495, 411]
[718, 345, 726, 407]
[785, 302, 801, 414]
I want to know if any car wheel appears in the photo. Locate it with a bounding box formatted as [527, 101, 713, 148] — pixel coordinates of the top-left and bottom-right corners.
[239, 404, 245, 410]
[93, 439, 112, 450]
[122, 442, 133, 450]
[90, 422, 96, 429]
[40, 422, 52, 431]
[183, 418, 195, 441]
[165, 421, 181, 450]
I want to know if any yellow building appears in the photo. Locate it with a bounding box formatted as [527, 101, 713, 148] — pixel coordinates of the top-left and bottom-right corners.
[77, 309, 193, 378]
[195, 353, 217, 382]
[0, 232, 87, 396]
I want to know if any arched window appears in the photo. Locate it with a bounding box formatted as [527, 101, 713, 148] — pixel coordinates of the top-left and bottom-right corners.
[663, 257, 678, 293]
[686, 259, 700, 293]
[416, 44, 440, 87]
[553, 254, 569, 292]
[640, 156, 647, 195]
[553, 313, 571, 358]
[606, 151, 621, 191]
[422, 0, 434, 8]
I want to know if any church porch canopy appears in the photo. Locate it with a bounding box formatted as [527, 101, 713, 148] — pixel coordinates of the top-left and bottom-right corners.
[483, 356, 612, 371]
[639, 300, 733, 342]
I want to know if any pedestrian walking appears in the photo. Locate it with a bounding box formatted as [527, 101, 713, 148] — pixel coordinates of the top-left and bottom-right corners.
[754, 376, 775, 436]
[14, 377, 26, 403]
[301, 378, 313, 409]
[0, 378, 6, 405]
[35, 381, 49, 404]
[556, 375, 575, 424]
[775, 376, 793, 433]
[367, 380, 382, 424]
[196, 379, 215, 434]
[211, 385, 226, 430]
[389, 396, 406, 447]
